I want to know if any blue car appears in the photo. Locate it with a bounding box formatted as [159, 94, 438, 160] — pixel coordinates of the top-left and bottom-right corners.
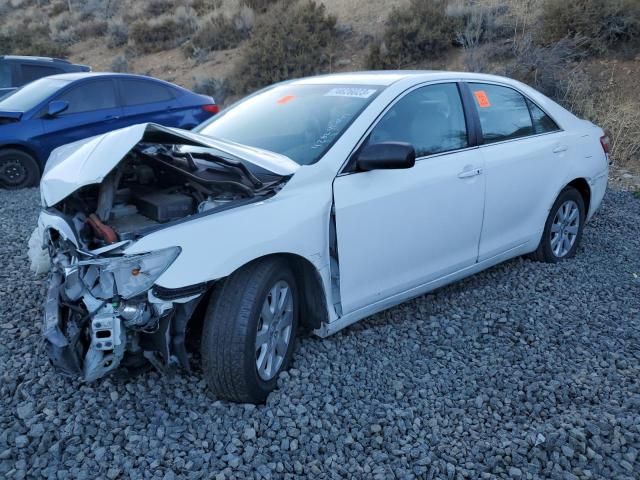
[0, 72, 218, 188]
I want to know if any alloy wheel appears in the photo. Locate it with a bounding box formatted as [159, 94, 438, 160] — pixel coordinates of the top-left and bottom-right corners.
[550, 200, 580, 258]
[255, 280, 294, 381]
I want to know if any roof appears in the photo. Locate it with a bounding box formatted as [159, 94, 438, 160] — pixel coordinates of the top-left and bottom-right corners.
[45, 72, 178, 84]
[291, 70, 520, 87]
[0, 55, 71, 63]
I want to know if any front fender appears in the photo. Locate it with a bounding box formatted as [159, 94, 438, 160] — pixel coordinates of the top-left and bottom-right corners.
[124, 174, 333, 289]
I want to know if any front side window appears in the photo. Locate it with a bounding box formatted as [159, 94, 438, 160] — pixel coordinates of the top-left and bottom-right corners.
[0, 63, 12, 88]
[470, 83, 534, 144]
[56, 79, 118, 114]
[119, 79, 175, 106]
[196, 84, 382, 165]
[366, 83, 468, 158]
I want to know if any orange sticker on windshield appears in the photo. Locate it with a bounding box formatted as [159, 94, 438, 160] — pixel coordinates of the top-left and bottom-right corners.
[474, 90, 491, 108]
[276, 95, 296, 105]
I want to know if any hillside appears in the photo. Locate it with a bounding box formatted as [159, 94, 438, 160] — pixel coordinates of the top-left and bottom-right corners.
[1, 0, 639, 180]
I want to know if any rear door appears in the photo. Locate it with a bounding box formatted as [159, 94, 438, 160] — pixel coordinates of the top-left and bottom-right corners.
[333, 82, 485, 314]
[465, 82, 566, 261]
[117, 78, 194, 128]
[41, 78, 123, 152]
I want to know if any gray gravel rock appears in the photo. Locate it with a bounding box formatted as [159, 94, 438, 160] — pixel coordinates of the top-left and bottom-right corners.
[0, 188, 639, 479]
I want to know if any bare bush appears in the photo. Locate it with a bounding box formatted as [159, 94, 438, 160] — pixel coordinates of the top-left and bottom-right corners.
[539, 0, 640, 54]
[110, 54, 129, 72]
[130, 16, 191, 53]
[230, 0, 337, 94]
[107, 18, 128, 48]
[187, 13, 248, 56]
[367, 0, 462, 69]
[193, 76, 231, 105]
[241, 0, 278, 13]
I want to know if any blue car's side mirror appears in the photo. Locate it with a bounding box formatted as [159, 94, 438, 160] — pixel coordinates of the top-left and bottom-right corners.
[46, 100, 69, 118]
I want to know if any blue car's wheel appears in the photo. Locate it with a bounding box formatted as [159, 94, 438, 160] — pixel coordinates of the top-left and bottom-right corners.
[0, 149, 40, 189]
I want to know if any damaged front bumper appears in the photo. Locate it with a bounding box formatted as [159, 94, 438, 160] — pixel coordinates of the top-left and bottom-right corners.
[41, 217, 205, 382]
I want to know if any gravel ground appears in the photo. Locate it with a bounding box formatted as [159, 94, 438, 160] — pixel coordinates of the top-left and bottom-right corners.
[0, 188, 639, 480]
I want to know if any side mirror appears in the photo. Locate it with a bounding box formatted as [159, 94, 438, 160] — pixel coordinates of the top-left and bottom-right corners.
[355, 142, 416, 171]
[46, 100, 69, 118]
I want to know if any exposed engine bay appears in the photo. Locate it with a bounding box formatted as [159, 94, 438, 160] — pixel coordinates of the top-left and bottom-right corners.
[39, 131, 291, 382]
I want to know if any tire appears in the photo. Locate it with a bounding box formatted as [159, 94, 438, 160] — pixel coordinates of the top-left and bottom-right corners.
[201, 258, 299, 403]
[530, 186, 586, 263]
[0, 148, 40, 189]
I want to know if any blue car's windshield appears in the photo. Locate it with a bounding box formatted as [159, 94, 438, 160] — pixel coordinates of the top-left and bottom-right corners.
[0, 77, 70, 112]
[195, 84, 382, 165]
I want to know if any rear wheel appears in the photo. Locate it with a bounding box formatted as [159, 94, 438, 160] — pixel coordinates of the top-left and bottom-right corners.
[531, 186, 586, 263]
[201, 258, 299, 403]
[0, 149, 40, 189]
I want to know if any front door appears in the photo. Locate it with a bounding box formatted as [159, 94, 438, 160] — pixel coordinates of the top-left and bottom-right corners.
[333, 83, 486, 314]
[41, 78, 123, 153]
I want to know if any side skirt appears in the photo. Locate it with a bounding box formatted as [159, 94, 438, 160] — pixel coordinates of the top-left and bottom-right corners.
[314, 241, 533, 338]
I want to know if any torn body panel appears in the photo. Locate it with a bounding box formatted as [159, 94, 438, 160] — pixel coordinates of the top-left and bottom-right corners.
[37, 123, 313, 382]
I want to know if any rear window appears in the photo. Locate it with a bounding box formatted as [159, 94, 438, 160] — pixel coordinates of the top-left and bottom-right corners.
[0, 63, 11, 88]
[196, 84, 382, 165]
[0, 77, 69, 111]
[20, 64, 62, 85]
[527, 99, 560, 134]
[119, 79, 175, 105]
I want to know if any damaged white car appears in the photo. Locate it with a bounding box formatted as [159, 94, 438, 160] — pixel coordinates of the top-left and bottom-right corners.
[34, 72, 609, 403]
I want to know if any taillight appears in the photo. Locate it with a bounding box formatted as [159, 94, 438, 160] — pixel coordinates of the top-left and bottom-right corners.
[202, 104, 219, 114]
[600, 134, 611, 154]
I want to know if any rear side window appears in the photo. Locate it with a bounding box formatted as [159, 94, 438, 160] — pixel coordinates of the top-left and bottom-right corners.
[119, 79, 175, 105]
[470, 83, 534, 144]
[57, 79, 118, 114]
[20, 64, 62, 84]
[367, 83, 468, 157]
[0, 63, 12, 88]
[527, 99, 560, 134]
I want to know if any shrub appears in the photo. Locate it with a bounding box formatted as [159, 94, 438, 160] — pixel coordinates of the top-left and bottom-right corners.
[107, 19, 128, 48]
[73, 19, 108, 40]
[367, 0, 462, 69]
[193, 76, 231, 105]
[110, 54, 129, 72]
[539, 0, 640, 54]
[230, 0, 337, 94]
[130, 16, 189, 53]
[241, 0, 278, 13]
[189, 14, 248, 54]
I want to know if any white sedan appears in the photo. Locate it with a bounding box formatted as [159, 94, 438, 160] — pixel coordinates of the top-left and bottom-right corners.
[35, 71, 609, 403]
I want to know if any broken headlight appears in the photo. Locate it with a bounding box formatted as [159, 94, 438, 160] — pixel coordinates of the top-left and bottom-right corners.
[77, 247, 181, 299]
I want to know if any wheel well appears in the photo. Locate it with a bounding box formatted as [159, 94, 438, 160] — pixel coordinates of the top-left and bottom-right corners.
[0, 144, 42, 172]
[567, 178, 591, 213]
[220, 253, 328, 331]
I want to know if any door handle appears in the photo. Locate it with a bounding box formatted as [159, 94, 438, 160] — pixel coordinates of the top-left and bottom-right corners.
[457, 168, 483, 179]
[105, 115, 120, 121]
[553, 145, 568, 153]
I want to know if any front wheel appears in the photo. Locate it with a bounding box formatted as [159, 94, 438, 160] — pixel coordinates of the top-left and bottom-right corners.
[201, 258, 299, 403]
[530, 186, 586, 263]
[0, 149, 40, 189]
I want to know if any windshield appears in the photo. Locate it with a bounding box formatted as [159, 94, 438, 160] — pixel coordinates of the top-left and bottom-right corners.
[195, 84, 382, 165]
[0, 77, 70, 112]
[0, 63, 11, 88]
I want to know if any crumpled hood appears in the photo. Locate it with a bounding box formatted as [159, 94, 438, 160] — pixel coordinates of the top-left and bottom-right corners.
[40, 123, 300, 207]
